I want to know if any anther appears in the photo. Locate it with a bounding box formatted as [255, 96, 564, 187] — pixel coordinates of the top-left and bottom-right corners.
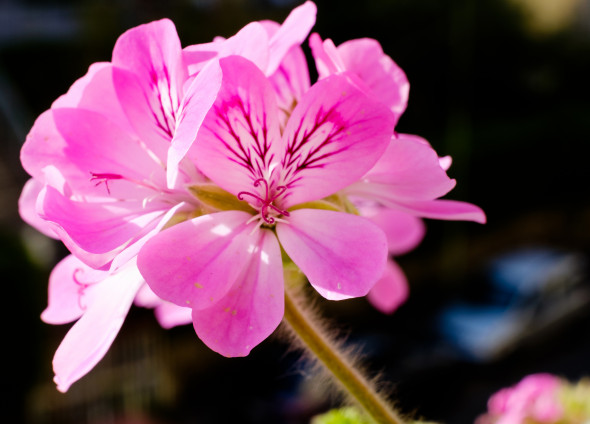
[90, 172, 124, 195]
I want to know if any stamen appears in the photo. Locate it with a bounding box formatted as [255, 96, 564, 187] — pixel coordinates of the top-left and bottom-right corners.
[90, 172, 124, 195]
[237, 178, 290, 224]
[72, 268, 97, 311]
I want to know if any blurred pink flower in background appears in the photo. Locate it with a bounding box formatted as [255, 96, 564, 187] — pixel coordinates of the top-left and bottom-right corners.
[476, 374, 563, 424]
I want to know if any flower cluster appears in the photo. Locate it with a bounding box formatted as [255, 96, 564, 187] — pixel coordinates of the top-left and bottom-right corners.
[476, 373, 590, 424]
[19, 1, 484, 392]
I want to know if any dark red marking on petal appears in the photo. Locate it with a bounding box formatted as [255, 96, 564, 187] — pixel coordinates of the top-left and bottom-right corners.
[207, 94, 274, 179]
[149, 63, 178, 140]
[281, 104, 347, 185]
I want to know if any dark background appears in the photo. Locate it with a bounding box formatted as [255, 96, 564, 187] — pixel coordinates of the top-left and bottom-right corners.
[2, 0, 590, 423]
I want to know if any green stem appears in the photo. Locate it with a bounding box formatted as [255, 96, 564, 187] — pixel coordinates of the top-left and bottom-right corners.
[282, 284, 405, 424]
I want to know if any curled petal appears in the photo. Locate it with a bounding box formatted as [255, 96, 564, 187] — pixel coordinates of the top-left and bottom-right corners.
[193, 229, 283, 357]
[277, 209, 388, 299]
[265, 1, 317, 75]
[18, 178, 57, 238]
[367, 260, 409, 314]
[39, 185, 166, 267]
[52, 260, 143, 392]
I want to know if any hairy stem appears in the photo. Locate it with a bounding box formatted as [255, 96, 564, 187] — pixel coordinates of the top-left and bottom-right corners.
[282, 282, 405, 424]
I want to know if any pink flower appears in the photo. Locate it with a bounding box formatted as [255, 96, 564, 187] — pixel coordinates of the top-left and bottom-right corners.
[310, 34, 485, 312]
[137, 54, 396, 357]
[19, 3, 317, 391]
[477, 374, 564, 424]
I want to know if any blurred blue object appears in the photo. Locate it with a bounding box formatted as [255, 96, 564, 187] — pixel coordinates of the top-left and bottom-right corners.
[438, 247, 589, 361]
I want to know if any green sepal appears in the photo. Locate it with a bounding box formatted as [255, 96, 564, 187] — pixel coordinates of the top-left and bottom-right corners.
[188, 184, 253, 213]
[289, 195, 359, 215]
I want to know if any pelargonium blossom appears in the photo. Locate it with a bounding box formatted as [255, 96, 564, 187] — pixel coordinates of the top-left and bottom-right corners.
[19, 2, 317, 391]
[310, 33, 486, 313]
[476, 374, 564, 424]
[137, 55, 396, 357]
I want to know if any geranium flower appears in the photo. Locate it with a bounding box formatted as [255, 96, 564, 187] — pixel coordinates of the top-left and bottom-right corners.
[137, 55, 396, 357]
[19, 3, 317, 391]
[309, 34, 485, 313]
[476, 374, 563, 424]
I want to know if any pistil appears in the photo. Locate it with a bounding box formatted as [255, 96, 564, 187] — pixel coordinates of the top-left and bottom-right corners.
[237, 178, 290, 224]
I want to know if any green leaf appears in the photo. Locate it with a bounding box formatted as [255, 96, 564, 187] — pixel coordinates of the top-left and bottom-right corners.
[311, 407, 373, 424]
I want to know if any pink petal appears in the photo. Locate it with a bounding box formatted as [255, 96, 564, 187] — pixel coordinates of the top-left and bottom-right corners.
[111, 66, 171, 159]
[112, 19, 186, 137]
[52, 261, 143, 392]
[265, 1, 317, 75]
[41, 255, 108, 324]
[39, 185, 165, 267]
[193, 229, 283, 357]
[367, 260, 409, 314]
[137, 211, 259, 310]
[167, 60, 223, 187]
[276, 209, 388, 299]
[184, 22, 270, 77]
[357, 134, 457, 201]
[51, 108, 166, 190]
[18, 178, 57, 238]
[109, 201, 188, 272]
[21, 112, 143, 200]
[134, 283, 193, 328]
[154, 302, 193, 329]
[311, 35, 409, 123]
[309, 33, 347, 76]
[52, 62, 111, 108]
[269, 45, 311, 128]
[52, 63, 137, 136]
[134, 282, 161, 308]
[193, 56, 282, 195]
[337, 38, 409, 119]
[360, 207, 425, 255]
[279, 73, 395, 208]
[386, 198, 487, 223]
[439, 155, 452, 171]
[21, 111, 72, 185]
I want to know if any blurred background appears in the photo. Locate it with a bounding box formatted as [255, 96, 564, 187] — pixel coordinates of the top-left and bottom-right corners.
[2, 0, 590, 423]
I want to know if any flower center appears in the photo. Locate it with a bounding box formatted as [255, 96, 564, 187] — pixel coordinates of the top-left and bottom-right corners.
[237, 178, 290, 224]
